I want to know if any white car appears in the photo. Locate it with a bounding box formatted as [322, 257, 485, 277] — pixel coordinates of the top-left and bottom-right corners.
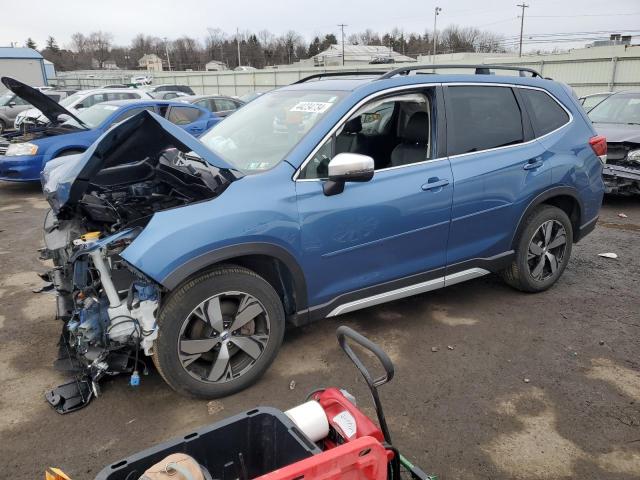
[14, 88, 153, 128]
[131, 75, 153, 85]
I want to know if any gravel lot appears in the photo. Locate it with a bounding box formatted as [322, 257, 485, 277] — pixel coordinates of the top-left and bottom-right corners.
[0, 181, 638, 480]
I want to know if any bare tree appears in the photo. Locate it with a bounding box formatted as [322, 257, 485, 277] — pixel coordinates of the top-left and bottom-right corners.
[70, 32, 88, 53]
[87, 31, 114, 68]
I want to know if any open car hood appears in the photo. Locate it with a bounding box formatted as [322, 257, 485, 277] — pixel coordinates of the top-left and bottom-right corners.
[42, 110, 239, 213]
[1, 76, 86, 126]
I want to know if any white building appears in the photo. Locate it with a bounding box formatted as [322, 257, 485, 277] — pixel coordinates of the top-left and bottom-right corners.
[138, 54, 164, 72]
[313, 44, 415, 67]
[0, 47, 48, 92]
[205, 60, 227, 71]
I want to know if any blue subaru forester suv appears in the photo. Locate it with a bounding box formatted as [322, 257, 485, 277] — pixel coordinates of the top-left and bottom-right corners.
[40, 65, 605, 402]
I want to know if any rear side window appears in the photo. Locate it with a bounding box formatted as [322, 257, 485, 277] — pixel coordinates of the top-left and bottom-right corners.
[167, 106, 202, 125]
[447, 86, 523, 156]
[214, 98, 238, 112]
[520, 89, 569, 137]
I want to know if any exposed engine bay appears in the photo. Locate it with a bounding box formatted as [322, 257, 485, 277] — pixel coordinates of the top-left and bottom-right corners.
[39, 111, 237, 413]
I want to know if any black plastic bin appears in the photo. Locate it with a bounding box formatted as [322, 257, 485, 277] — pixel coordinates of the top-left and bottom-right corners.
[95, 407, 320, 480]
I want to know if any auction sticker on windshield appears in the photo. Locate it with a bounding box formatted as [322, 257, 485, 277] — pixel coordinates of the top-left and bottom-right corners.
[290, 101, 333, 114]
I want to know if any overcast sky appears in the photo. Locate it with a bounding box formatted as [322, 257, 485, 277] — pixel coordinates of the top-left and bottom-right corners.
[2, 0, 639, 53]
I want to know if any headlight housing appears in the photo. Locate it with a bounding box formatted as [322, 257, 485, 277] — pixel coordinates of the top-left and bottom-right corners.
[5, 143, 38, 157]
[628, 149, 640, 163]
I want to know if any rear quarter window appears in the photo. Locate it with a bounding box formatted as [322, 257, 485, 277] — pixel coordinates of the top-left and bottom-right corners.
[520, 89, 570, 137]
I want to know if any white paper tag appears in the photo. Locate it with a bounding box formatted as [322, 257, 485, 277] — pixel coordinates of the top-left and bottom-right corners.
[290, 101, 332, 114]
[332, 411, 357, 439]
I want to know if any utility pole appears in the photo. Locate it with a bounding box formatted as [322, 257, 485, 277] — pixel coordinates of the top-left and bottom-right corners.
[517, 3, 529, 57]
[164, 37, 172, 71]
[338, 23, 347, 66]
[432, 7, 442, 64]
[236, 28, 241, 67]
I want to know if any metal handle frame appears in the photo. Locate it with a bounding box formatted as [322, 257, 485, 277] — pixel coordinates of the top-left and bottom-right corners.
[336, 326, 395, 443]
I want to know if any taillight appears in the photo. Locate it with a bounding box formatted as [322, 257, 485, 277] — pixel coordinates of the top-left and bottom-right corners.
[589, 135, 607, 164]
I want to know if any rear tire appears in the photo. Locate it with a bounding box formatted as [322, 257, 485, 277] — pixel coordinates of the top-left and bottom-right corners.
[153, 265, 285, 398]
[501, 205, 573, 292]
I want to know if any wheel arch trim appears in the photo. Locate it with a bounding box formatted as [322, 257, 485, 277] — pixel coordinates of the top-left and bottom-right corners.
[160, 242, 309, 310]
[511, 186, 584, 247]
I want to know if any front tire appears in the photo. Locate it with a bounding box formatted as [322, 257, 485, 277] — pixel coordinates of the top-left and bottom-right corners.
[501, 205, 573, 292]
[153, 265, 285, 398]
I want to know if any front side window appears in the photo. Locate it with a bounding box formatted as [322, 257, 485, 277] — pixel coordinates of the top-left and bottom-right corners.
[299, 90, 433, 180]
[0, 91, 14, 106]
[199, 89, 346, 173]
[520, 88, 569, 137]
[447, 86, 523, 156]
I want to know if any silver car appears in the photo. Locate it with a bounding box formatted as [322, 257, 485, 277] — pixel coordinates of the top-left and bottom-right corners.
[0, 90, 68, 134]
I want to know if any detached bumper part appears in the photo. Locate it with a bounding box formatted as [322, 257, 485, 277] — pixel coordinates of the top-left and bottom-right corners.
[603, 164, 640, 194]
[45, 377, 94, 414]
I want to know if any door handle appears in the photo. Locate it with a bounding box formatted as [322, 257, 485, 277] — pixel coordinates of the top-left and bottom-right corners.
[523, 157, 544, 170]
[421, 178, 450, 191]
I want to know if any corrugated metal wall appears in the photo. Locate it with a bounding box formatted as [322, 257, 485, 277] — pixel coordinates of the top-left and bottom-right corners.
[53, 50, 640, 97]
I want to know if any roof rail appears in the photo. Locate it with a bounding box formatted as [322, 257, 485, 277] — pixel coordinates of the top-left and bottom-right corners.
[378, 64, 543, 79]
[294, 70, 387, 84]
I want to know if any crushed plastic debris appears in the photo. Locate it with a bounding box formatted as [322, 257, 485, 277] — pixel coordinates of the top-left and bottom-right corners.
[618, 213, 628, 218]
[598, 252, 618, 259]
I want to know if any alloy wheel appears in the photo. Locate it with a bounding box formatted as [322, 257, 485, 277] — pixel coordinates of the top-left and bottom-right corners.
[526, 220, 567, 282]
[177, 291, 270, 384]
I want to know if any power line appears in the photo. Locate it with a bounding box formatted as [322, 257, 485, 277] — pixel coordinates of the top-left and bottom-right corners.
[517, 3, 529, 57]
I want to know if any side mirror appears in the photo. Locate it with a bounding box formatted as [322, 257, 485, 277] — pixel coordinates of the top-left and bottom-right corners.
[76, 103, 85, 110]
[323, 153, 374, 196]
[57, 114, 71, 123]
[8, 101, 16, 108]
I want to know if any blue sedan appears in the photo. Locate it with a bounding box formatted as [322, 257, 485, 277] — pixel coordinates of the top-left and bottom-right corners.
[0, 99, 219, 182]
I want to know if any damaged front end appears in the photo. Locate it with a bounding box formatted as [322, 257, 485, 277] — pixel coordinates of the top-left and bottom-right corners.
[40, 111, 239, 413]
[602, 142, 640, 195]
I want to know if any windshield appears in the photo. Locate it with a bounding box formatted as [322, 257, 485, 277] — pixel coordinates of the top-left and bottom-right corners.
[198, 89, 346, 172]
[0, 91, 15, 106]
[589, 93, 640, 125]
[60, 92, 85, 107]
[62, 103, 120, 129]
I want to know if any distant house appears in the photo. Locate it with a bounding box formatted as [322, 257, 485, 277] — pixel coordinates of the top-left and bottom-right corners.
[313, 44, 415, 67]
[91, 58, 119, 70]
[205, 60, 227, 71]
[138, 54, 164, 72]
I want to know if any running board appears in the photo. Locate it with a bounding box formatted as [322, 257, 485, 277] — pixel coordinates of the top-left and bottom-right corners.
[327, 268, 490, 317]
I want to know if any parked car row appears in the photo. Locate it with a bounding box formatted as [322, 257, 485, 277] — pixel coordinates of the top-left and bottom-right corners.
[0, 78, 221, 181]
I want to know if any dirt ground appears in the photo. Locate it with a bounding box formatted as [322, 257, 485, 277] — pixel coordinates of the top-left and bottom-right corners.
[0, 180, 639, 480]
